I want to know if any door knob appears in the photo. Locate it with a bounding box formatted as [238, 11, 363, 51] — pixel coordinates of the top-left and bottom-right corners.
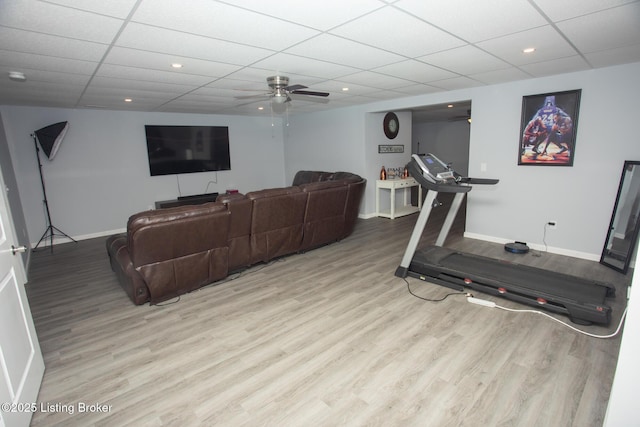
[11, 245, 27, 255]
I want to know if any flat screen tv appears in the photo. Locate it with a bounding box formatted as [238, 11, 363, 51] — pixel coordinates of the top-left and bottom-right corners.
[145, 125, 231, 176]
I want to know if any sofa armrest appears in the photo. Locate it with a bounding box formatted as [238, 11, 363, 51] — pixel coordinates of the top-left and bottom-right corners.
[106, 234, 150, 305]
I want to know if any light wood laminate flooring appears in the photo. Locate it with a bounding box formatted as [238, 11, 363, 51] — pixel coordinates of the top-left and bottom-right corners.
[25, 198, 630, 426]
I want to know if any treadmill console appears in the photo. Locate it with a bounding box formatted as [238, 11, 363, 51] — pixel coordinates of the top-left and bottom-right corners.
[411, 153, 458, 184]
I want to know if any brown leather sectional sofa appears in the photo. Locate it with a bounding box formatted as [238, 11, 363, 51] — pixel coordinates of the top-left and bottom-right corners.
[106, 171, 365, 305]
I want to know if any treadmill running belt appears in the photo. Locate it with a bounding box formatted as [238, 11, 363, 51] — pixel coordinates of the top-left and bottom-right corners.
[413, 246, 613, 304]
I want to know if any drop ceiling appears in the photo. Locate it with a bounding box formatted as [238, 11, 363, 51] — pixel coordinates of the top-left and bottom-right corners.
[1, 0, 638, 117]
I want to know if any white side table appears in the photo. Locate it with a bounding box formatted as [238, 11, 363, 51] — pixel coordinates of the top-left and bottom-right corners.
[376, 178, 422, 219]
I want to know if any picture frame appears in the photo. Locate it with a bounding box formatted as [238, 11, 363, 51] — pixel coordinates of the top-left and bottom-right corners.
[378, 144, 404, 154]
[518, 89, 581, 166]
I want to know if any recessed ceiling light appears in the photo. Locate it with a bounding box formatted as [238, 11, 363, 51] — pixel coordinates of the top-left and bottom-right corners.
[8, 71, 26, 82]
[523, 47, 536, 53]
[258, 106, 264, 110]
[447, 104, 453, 108]
[171, 63, 183, 69]
[342, 87, 349, 92]
[124, 98, 132, 103]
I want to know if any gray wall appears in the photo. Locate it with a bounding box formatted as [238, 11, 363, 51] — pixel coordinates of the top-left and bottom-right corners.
[285, 62, 640, 260]
[2, 62, 639, 258]
[0, 108, 286, 244]
[412, 120, 470, 175]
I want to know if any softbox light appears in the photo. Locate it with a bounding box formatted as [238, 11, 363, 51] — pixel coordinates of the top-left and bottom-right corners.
[34, 121, 68, 160]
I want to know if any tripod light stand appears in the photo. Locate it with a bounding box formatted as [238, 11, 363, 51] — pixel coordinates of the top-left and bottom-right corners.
[31, 121, 76, 252]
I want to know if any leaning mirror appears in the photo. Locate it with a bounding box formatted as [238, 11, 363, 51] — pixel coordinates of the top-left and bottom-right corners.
[600, 161, 640, 274]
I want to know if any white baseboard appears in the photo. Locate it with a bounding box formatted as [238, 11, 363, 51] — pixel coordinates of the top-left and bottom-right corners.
[359, 212, 378, 219]
[463, 232, 600, 261]
[30, 228, 125, 249]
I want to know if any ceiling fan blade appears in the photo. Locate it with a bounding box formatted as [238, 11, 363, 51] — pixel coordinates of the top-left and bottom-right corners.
[290, 93, 330, 104]
[285, 84, 308, 91]
[291, 90, 330, 97]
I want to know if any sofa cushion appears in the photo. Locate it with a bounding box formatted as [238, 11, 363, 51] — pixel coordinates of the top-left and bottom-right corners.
[126, 202, 230, 303]
[299, 181, 349, 251]
[247, 187, 307, 263]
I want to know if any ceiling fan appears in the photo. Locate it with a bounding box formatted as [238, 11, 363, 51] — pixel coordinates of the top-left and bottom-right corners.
[449, 109, 472, 123]
[235, 76, 330, 106]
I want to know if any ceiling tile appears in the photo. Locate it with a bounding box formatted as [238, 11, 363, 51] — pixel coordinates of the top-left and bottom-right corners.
[430, 76, 483, 91]
[0, 0, 124, 43]
[0, 50, 98, 75]
[585, 43, 640, 67]
[555, 3, 640, 53]
[469, 67, 532, 85]
[104, 47, 243, 77]
[0, 66, 91, 86]
[373, 60, 458, 83]
[0, 0, 637, 117]
[338, 71, 417, 89]
[132, 0, 320, 51]
[395, 0, 548, 42]
[79, 87, 181, 109]
[531, 0, 638, 22]
[419, 45, 512, 75]
[215, 0, 384, 30]
[308, 80, 379, 96]
[520, 55, 592, 77]
[115, 23, 274, 65]
[391, 84, 443, 96]
[0, 27, 108, 62]
[88, 76, 194, 94]
[94, 64, 215, 86]
[43, 0, 140, 19]
[0, 80, 84, 104]
[283, 34, 405, 69]
[477, 26, 578, 66]
[216, 69, 278, 86]
[329, 6, 465, 57]
[250, 53, 360, 80]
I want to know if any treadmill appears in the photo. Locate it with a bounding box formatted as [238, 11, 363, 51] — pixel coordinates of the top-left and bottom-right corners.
[395, 153, 615, 325]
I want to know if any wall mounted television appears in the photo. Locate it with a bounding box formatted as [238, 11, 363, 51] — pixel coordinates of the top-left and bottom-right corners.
[145, 125, 231, 176]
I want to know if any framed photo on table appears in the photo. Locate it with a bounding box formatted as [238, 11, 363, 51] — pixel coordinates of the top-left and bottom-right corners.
[518, 89, 581, 166]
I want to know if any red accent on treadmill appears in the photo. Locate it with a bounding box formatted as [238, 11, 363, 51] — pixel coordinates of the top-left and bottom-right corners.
[464, 278, 473, 284]
[498, 287, 507, 294]
[537, 298, 547, 305]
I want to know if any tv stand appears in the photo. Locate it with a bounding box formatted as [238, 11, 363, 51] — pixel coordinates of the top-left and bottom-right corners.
[155, 192, 219, 209]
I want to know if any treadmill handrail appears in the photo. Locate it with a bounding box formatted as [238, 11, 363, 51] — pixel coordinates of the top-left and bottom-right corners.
[407, 155, 499, 193]
[457, 177, 500, 185]
[407, 158, 471, 193]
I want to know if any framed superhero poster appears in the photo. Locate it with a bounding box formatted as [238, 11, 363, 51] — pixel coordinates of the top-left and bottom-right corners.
[518, 89, 581, 166]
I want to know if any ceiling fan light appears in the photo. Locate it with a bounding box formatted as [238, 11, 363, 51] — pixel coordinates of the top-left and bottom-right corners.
[272, 92, 288, 104]
[9, 71, 26, 82]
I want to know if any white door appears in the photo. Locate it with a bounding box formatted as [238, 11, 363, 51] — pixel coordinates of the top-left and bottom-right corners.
[0, 172, 44, 426]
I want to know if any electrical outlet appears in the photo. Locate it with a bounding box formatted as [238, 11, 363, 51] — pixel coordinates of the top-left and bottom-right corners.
[547, 220, 557, 230]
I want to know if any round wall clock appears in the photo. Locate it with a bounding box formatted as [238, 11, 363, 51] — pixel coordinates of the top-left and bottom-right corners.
[383, 112, 399, 139]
